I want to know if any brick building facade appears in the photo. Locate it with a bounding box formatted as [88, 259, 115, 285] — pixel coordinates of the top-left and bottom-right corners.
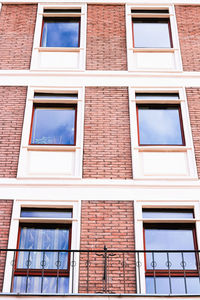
[0, 0, 200, 299]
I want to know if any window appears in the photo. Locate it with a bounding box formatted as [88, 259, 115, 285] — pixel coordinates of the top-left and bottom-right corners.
[41, 9, 80, 47]
[29, 93, 77, 145]
[143, 210, 200, 294]
[132, 10, 172, 48]
[136, 94, 185, 146]
[12, 208, 72, 293]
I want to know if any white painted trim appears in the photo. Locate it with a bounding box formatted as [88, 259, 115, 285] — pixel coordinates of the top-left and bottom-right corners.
[1, 0, 200, 4]
[129, 87, 198, 179]
[17, 86, 84, 178]
[3, 199, 81, 293]
[2, 73, 200, 87]
[126, 4, 182, 72]
[30, 3, 86, 71]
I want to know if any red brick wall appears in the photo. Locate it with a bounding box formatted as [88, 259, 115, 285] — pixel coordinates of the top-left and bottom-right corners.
[86, 5, 127, 70]
[0, 200, 13, 292]
[0, 4, 37, 70]
[186, 88, 200, 177]
[83, 87, 132, 179]
[0, 87, 27, 177]
[176, 6, 200, 71]
[79, 200, 135, 293]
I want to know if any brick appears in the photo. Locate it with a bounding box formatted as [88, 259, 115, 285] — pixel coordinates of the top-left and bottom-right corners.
[79, 200, 135, 294]
[83, 87, 132, 179]
[176, 6, 200, 71]
[186, 88, 200, 177]
[0, 87, 27, 177]
[0, 4, 37, 70]
[86, 5, 127, 70]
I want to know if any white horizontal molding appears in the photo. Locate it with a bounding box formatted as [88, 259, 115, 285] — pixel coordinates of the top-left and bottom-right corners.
[2, 0, 200, 4]
[1, 71, 200, 87]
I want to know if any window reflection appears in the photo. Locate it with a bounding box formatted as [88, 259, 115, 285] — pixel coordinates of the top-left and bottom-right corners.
[133, 19, 172, 48]
[30, 105, 76, 145]
[145, 226, 196, 270]
[41, 17, 80, 47]
[137, 104, 184, 145]
[146, 277, 200, 294]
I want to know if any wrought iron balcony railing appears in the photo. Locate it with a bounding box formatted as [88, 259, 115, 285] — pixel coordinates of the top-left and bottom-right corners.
[2, 248, 200, 295]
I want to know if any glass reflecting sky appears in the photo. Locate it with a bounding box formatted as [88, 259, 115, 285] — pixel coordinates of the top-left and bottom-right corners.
[145, 227, 196, 270]
[21, 208, 72, 218]
[138, 106, 183, 145]
[31, 106, 75, 145]
[142, 209, 193, 219]
[133, 20, 171, 48]
[42, 17, 79, 47]
[136, 93, 179, 100]
[146, 277, 200, 294]
[13, 276, 69, 293]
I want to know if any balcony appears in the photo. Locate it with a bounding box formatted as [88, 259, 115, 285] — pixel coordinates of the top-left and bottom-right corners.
[1, 248, 200, 296]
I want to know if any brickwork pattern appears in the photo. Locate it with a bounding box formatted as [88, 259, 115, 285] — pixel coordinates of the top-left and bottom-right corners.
[83, 87, 132, 179]
[176, 6, 200, 71]
[186, 88, 200, 177]
[79, 200, 135, 294]
[86, 5, 127, 70]
[0, 200, 13, 292]
[0, 4, 37, 70]
[0, 87, 27, 177]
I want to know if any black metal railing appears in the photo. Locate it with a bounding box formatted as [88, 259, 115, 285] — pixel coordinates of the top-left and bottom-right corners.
[2, 248, 200, 294]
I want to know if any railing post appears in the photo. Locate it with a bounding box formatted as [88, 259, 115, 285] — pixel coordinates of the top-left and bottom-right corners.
[104, 246, 108, 293]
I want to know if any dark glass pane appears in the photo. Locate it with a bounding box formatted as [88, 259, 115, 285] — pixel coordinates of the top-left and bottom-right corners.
[138, 105, 183, 145]
[136, 93, 179, 100]
[31, 106, 76, 145]
[143, 209, 194, 219]
[34, 93, 78, 99]
[44, 9, 81, 13]
[145, 227, 196, 270]
[17, 227, 69, 270]
[133, 19, 171, 48]
[146, 277, 200, 294]
[21, 208, 72, 218]
[13, 276, 69, 293]
[132, 9, 169, 14]
[42, 17, 79, 47]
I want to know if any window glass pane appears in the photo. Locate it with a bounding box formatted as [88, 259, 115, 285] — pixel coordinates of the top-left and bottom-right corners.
[133, 19, 171, 48]
[142, 209, 194, 219]
[145, 227, 196, 270]
[138, 105, 183, 145]
[34, 93, 78, 100]
[132, 9, 169, 14]
[146, 277, 200, 294]
[42, 17, 79, 47]
[17, 227, 69, 269]
[31, 105, 76, 145]
[21, 208, 72, 218]
[136, 93, 179, 100]
[13, 276, 69, 293]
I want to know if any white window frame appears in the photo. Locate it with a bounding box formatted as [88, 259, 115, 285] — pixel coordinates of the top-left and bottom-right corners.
[17, 86, 84, 178]
[134, 201, 200, 294]
[126, 4, 182, 71]
[30, 3, 87, 70]
[129, 87, 198, 179]
[3, 199, 81, 293]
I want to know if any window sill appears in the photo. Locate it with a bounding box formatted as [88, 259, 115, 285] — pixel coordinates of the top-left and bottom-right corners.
[130, 48, 177, 53]
[23, 145, 81, 151]
[37, 47, 82, 52]
[135, 146, 191, 152]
